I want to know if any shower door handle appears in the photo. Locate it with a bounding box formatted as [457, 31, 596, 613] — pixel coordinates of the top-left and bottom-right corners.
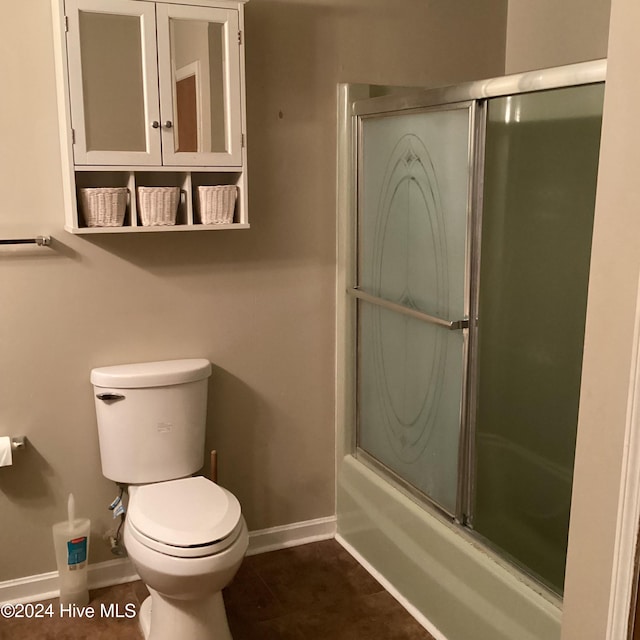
[348, 288, 469, 330]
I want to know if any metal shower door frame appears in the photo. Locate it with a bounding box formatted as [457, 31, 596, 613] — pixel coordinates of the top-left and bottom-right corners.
[348, 59, 607, 526]
[350, 97, 481, 524]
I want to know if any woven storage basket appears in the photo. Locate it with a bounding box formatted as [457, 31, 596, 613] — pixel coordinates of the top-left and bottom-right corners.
[138, 186, 180, 226]
[197, 185, 237, 224]
[79, 187, 127, 227]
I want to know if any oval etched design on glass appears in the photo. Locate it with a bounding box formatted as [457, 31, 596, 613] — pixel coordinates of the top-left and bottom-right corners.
[370, 133, 449, 464]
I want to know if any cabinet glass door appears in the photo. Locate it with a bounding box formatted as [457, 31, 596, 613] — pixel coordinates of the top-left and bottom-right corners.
[156, 4, 243, 167]
[65, 0, 161, 165]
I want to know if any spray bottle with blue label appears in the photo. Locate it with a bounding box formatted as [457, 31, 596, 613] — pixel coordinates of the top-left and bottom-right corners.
[52, 493, 91, 605]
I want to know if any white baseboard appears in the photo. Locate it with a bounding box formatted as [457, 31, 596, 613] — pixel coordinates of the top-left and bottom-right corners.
[246, 515, 337, 556]
[335, 533, 448, 640]
[0, 516, 337, 605]
[0, 557, 139, 606]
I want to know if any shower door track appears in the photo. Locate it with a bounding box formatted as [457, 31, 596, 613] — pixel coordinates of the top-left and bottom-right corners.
[351, 59, 606, 119]
[349, 58, 608, 548]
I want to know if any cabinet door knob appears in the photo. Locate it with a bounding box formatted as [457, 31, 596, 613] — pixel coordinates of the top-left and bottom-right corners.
[151, 121, 160, 129]
[164, 121, 173, 129]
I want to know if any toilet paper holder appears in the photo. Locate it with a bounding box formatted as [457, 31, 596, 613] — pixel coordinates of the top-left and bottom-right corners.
[10, 436, 25, 451]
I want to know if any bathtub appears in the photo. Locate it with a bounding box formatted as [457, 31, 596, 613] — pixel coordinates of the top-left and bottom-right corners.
[336, 454, 562, 640]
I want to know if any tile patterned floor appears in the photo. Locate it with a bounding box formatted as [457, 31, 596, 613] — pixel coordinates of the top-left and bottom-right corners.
[0, 539, 435, 640]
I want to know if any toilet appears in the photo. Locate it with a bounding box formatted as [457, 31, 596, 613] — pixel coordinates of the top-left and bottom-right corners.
[90, 359, 247, 640]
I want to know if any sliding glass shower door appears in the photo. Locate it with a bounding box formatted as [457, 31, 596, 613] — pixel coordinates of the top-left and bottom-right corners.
[352, 80, 604, 594]
[472, 83, 604, 592]
[355, 105, 474, 516]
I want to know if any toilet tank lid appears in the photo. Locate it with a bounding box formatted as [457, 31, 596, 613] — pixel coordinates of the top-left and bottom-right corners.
[91, 359, 212, 388]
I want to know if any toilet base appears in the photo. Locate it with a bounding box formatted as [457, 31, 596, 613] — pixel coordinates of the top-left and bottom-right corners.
[139, 596, 152, 639]
[138, 589, 233, 640]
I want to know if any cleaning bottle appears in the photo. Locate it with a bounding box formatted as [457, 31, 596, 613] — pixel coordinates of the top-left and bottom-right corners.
[52, 493, 91, 606]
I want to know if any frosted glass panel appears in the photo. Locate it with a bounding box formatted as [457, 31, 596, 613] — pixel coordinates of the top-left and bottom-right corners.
[359, 302, 465, 512]
[359, 108, 470, 321]
[473, 83, 604, 593]
[357, 106, 471, 514]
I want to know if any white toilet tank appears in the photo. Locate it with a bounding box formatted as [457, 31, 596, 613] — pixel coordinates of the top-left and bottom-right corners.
[91, 359, 212, 484]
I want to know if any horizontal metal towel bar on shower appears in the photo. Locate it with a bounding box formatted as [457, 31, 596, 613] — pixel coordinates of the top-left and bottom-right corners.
[348, 287, 469, 331]
[0, 235, 51, 247]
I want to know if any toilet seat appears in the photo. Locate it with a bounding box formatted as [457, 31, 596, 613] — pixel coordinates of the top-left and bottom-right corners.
[127, 476, 243, 558]
[127, 518, 244, 558]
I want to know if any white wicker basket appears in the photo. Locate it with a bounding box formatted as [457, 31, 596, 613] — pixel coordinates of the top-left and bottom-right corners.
[197, 186, 237, 225]
[79, 187, 127, 227]
[137, 187, 180, 226]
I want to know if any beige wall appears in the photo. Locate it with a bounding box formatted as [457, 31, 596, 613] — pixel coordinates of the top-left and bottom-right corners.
[505, 0, 610, 73]
[0, 0, 505, 582]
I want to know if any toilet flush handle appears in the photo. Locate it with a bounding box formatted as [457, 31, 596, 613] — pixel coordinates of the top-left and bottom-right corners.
[96, 392, 126, 402]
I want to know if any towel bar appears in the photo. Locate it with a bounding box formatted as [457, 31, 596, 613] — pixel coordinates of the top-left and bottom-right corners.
[348, 287, 470, 331]
[0, 235, 51, 247]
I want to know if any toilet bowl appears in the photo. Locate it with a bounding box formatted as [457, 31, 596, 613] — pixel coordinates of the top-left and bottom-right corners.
[90, 359, 246, 640]
[124, 478, 248, 640]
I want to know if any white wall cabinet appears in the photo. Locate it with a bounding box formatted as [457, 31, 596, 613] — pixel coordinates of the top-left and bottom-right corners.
[52, 0, 248, 233]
